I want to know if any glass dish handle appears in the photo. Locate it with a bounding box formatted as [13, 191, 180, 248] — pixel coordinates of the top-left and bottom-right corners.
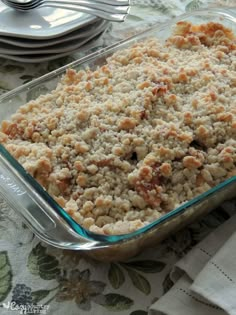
[0, 150, 103, 250]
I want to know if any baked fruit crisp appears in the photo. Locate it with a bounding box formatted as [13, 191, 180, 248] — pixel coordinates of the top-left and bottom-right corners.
[0, 22, 235, 235]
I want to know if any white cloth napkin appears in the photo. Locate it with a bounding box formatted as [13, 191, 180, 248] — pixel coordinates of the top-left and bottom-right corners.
[149, 213, 236, 315]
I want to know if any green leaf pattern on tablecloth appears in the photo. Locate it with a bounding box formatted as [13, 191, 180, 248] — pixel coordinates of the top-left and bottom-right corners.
[123, 260, 166, 273]
[130, 311, 148, 315]
[124, 268, 151, 295]
[0, 1, 235, 314]
[185, 0, 204, 11]
[19, 74, 35, 84]
[27, 243, 60, 280]
[1, 65, 25, 74]
[31, 290, 51, 304]
[108, 260, 166, 295]
[132, 0, 174, 13]
[108, 263, 125, 289]
[0, 252, 12, 302]
[96, 293, 134, 311]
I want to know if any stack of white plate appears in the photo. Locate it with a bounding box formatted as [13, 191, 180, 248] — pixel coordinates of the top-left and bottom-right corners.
[0, 2, 110, 63]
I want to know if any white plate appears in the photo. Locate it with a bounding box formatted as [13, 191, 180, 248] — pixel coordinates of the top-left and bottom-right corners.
[0, 2, 98, 39]
[0, 20, 109, 54]
[0, 31, 105, 63]
[0, 19, 106, 48]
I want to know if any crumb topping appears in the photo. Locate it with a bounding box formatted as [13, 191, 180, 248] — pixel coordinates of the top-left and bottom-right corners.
[1, 21, 236, 235]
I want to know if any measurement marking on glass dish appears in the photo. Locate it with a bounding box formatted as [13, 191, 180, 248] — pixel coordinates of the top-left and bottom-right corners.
[0, 173, 26, 196]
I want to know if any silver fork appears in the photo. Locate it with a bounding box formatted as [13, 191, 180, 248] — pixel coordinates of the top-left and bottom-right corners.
[9, 0, 130, 4]
[2, 0, 131, 22]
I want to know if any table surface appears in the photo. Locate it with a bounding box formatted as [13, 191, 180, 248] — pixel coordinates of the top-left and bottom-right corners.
[0, 1, 235, 314]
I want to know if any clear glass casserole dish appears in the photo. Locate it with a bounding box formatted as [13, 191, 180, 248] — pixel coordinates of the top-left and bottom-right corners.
[0, 8, 235, 261]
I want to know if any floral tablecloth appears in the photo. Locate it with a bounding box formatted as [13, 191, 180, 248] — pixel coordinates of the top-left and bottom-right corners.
[0, 1, 235, 314]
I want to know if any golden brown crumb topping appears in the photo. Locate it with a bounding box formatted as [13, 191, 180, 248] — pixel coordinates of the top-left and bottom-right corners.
[1, 22, 236, 235]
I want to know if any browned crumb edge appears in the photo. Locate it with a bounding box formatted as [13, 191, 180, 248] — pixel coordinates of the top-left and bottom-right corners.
[0, 21, 236, 235]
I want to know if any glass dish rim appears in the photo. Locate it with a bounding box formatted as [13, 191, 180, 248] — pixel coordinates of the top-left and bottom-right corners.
[0, 7, 236, 244]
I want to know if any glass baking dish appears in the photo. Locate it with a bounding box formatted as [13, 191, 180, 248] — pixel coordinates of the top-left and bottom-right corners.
[0, 8, 236, 261]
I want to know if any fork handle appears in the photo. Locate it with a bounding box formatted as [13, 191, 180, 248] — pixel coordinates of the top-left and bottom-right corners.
[39, 3, 128, 21]
[44, 0, 130, 13]
[81, 0, 130, 5]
